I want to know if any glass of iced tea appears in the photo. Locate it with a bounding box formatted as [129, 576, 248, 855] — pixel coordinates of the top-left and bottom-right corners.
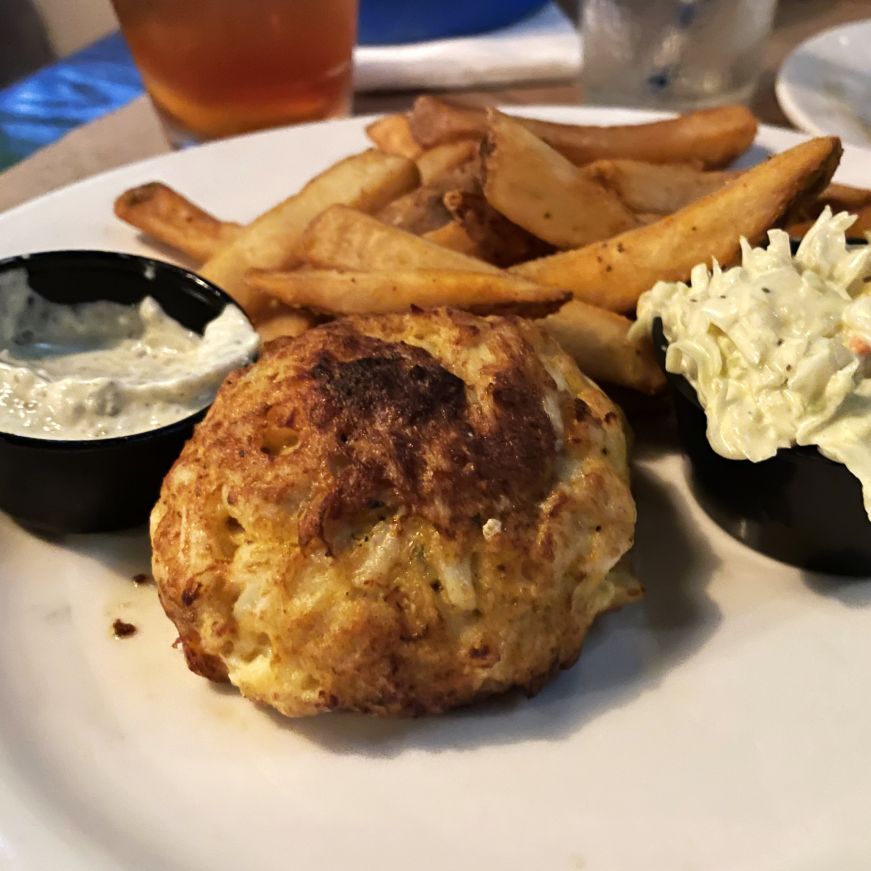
[111, 0, 358, 146]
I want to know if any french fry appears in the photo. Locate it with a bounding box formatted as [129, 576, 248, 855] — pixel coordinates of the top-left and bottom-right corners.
[581, 160, 733, 215]
[416, 139, 479, 185]
[376, 185, 453, 235]
[422, 222, 485, 257]
[787, 180, 871, 235]
[297, 205, 502, 273]
[408, 96, 758, 169]
[200, 150, 419, 317]
[512, 136, 842, 313]
[583, 162, 871, 222]
[443, 190, 552, 267]
[407, 97, 488, 147]
[540, 300, 665, 394]
[820, 181, 871, 212]
[519, 105, 758, 169]
[788, 202, 871, 238]
[114, 182, 242, 262]
[254, 305, 317, 342]
[849, 203, 871, 235]
[481, 111, 639, 248]
[365, 114, 422, 159]
[376, 158, 478, 235]
[247, 268, 570, 318]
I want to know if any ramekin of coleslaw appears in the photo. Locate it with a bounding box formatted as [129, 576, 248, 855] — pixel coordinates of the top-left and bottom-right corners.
[633, 208, 871, 575]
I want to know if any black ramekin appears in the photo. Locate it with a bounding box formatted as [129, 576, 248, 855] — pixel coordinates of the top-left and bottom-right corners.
[0, 250, 250, 535]
[652, 319, 871, 577]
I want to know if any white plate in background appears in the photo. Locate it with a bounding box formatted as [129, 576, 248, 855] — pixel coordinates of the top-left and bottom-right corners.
[1, 108, 871, 870]
[777, 18, 871, 146]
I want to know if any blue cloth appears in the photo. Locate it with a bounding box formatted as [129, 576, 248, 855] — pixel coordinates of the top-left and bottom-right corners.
[0, 33, 143, 170]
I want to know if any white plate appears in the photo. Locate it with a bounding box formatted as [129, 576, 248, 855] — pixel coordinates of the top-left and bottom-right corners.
[776, 18, 871, 146]
[1, 108, 871, 871]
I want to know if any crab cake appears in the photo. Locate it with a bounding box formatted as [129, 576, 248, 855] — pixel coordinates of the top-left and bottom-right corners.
[150, 308, 638, 717]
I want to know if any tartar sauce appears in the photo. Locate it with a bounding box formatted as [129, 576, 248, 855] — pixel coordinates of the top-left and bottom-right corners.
[632, 208, 871, 520]
[0, 269, 259, 440]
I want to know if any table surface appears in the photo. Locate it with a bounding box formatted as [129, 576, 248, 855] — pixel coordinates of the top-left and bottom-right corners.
[0, 0, 867, 215]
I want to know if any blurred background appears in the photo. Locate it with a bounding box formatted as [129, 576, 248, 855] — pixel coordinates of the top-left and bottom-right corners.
[0, 0, 869, 175]
[3, 0, 569, 84]
[1, 0, 115, 86]
[5, 0, 573, 166]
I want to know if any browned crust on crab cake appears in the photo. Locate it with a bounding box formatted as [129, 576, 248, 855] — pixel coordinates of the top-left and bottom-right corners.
[150, 308, 638, 717]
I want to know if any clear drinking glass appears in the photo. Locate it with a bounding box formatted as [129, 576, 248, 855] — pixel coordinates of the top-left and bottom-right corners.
[580, 0, 778, 110]
[111, 0, 358, 147]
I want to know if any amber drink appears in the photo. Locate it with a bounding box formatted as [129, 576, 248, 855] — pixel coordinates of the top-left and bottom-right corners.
[111, 0, 357, 145]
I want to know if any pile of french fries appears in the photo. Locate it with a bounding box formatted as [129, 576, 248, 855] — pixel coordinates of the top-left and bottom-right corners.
[115, 97, 864, 396]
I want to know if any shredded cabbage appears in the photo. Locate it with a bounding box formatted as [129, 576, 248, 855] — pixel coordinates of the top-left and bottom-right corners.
[632, 208, 871, 519]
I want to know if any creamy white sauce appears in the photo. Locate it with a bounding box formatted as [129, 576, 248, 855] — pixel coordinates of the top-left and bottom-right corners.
[632, 209, 871, 519]
[0, 268, 259, 440]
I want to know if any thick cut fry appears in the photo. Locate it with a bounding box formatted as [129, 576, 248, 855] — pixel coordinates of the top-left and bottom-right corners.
[585, 161, 871, 220]
[408, 97, 488, 147]
[787, 181, 871, 235]
[376, 185, 453, 235]
[297, 205, 501, 273]
[581, 160, 732, 215]
[365, 114, 422, 158]
[443, 190, 552, 267]
[482, 111, 639, 248]
[416, 139, 479, 185]
[254, 305, 317, 342]
[820, 181, 871, 212]
[848, 203, 871, 235]
[519, 105, 758, 169]
[247, 268, 569, 318]
[788, 200, 871, 238]
[114, 182, 242, 262]
[422, 222, 485, 257]
[512, 137, 842, 313]
[201, 150, 419, 317]
[376, 158, 478, 235]
[408, 96, 758, 169]
[540, 300, 665, 394]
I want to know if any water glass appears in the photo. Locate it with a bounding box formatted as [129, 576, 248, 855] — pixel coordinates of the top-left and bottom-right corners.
[580, 0, 778, 110]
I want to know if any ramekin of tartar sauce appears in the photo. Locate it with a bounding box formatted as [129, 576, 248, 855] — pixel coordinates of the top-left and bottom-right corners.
[633, 208, 871, 576]
[0, 250, 259, 534]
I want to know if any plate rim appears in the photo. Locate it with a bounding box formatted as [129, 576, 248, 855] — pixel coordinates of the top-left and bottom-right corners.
[3, 102, 856, 227]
